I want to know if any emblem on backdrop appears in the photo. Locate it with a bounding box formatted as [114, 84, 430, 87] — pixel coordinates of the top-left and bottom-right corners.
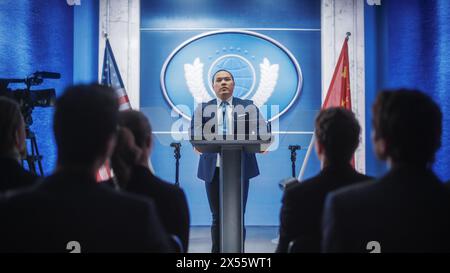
[161, 30, 302, 121]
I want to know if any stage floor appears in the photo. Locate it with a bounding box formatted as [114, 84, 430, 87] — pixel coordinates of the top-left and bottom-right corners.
[188, 226, 279, 253]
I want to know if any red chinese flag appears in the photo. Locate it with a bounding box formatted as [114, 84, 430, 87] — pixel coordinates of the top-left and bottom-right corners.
[322, 36, 355, 167]
[323, 37, 351, 110]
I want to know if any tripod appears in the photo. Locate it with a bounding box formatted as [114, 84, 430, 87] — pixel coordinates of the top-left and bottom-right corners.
[170, 142, 181, 187]
[1, 71, 59, 177]
[273, 144, 301, 245]
[24, 127, 44, 176]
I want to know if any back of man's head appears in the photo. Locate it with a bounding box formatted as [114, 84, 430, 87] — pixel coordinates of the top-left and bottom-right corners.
[372, 89, 442, 165]
[315, 107, 361, 163]
[118, 110, 152, 150]
[0, 97, 24, 155]
[53, 84, 119, 167]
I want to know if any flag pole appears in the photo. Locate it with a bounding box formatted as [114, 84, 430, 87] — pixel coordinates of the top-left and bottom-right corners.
[297, 32, 352, 182]
[105, 0, 110, 38]
[346, 32, 351, 41]
[298, 132, 315, 181]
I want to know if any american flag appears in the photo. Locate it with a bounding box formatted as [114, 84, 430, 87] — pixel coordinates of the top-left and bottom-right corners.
[102, 38, 132, 110]
[96, 38, 132, 181]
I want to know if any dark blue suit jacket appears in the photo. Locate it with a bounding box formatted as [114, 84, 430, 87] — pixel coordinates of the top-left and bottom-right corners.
[0, 170, 172, 253]
[0, 157, 38, 193]
[322, 167, 450, 252]
[276, 164, 371, 253]
[190, 97, 261, 183]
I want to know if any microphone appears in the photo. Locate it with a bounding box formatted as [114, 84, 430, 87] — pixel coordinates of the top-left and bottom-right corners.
[288, 145, 301, 151]
[32, 71, 61, 79]
[170, 142, 181, 149]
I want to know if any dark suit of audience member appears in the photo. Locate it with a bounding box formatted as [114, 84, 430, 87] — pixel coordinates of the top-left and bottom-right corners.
[0, 84, 171, 253]
[0, 170, 170, 252]
[322, 90, 450, 253]
[128, 165, 190, 252]
[0, 157, 37, 193]
[276, 108, 370, 253]
[0, 98, 37, 193]
[112, 110, 190, 252]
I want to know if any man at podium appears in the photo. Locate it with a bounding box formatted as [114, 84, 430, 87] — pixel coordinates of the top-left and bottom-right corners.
[190, 69, 265, 253]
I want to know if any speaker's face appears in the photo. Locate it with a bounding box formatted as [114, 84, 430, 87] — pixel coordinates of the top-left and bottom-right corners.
[213, 71, 235, 101]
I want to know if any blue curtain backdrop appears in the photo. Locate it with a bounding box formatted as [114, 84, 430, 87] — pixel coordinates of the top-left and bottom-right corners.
[0, 0, 74, 174]
[73, 0, 99, 84]
[365, 0, 450, 181]
[0, 0, 98, 175]
[2, 0, 448, 225]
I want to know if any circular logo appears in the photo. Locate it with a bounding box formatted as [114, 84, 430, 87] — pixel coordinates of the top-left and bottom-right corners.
[208, 54, 256, 99]
[161, 30, 302, 121]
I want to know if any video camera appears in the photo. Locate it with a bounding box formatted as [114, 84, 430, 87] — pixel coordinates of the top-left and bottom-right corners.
[0, 71, 59, 126]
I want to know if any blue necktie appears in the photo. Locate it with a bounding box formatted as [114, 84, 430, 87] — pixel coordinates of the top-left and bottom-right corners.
[221, 101, 229, 136]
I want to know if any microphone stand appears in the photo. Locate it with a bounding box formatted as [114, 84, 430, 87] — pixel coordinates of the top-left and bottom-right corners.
[278, 145, 302, 191]
[170, 142, 181, 187]
[289, 145, 301, 177]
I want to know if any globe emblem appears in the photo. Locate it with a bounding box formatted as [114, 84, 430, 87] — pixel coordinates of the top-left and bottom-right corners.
[208, 55, 256, 99]
[161, 30, 302, 121]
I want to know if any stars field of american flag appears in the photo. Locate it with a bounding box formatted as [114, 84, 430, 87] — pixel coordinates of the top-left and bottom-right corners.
[101, 38, 132, 111]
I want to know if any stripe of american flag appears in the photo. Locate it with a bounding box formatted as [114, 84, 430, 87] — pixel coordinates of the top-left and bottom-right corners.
[116, 87, 132, 111]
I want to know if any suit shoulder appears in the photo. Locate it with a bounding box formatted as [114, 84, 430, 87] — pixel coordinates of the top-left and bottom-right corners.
[193, 99, 215, 110]
[194, 102, 207, 110]
[0, 183, 42, 205]
[291, 172, 332, 190]
[356, 172, 373, 181]
[234, 97, 254, 105]
[329, 179, 377, 205]
[96, 183, 156, 211]
[283, 175, 324, 199]
[153, 176, 185, 196]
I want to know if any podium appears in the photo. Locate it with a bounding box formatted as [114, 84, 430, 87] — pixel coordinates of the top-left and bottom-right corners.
[190, 138, 271, 253]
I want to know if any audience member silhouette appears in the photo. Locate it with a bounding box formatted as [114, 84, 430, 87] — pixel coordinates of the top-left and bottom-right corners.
[276, 107, 370, 253]
[0, 84, 172, 253]
[322, 89, 450, 252]
[113, 110, 190, 252]
[110, 127, 142, 190]
[0, 97, 37, 193]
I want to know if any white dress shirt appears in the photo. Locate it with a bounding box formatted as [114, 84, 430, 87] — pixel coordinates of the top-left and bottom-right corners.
[216, 96, 233, 167]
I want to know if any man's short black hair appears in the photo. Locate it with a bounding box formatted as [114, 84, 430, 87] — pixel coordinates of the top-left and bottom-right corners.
[118, 110, 152, 149]
[372, 89, 442, 165]
[211, 69, 234, 85]
[53, 84, 119, 166]
[315, 107, 361, 163]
